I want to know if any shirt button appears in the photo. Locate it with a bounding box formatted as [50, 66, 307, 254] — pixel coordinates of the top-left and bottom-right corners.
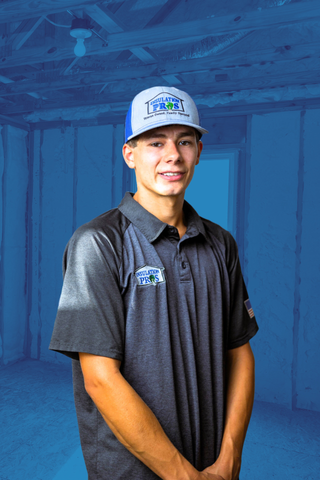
[182, 261, 187, 269]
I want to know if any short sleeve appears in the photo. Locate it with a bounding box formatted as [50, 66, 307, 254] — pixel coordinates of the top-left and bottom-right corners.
[49, 225, 125, 361]
[226, 236, 259, 350]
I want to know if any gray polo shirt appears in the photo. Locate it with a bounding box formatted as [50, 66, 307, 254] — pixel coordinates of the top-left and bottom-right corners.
[49, 191, 259, 480]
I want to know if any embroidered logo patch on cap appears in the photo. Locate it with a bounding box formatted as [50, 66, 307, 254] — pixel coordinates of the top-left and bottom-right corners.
[135, 265, 166, 286]
[146, 92, 184, 115]
[244, 299, 255, 319]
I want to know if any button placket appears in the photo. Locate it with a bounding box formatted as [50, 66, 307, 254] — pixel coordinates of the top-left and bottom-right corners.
[178, 247, 191, 281]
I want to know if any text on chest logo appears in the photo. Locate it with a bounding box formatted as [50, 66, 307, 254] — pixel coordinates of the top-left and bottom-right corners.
[134, 265, 166, 286]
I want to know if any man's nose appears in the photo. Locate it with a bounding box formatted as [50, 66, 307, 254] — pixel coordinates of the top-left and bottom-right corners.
[165, 140, 180, 160]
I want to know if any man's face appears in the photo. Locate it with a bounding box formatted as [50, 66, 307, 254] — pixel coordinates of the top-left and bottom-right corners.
[123, 125, 203, 200]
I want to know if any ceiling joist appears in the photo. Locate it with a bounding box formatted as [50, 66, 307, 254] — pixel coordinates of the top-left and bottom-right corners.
[9, 17, 45, 51]
[0, 0, 319, 121]
[84, 5, 158, 63]
[0, 0, 110, 24]
[1, 1, 320, 69]
[107, 1, 320, 50]
[3, 77, 320, 119]
[0, 113, 30, 130]
[1, 40, 319, 99]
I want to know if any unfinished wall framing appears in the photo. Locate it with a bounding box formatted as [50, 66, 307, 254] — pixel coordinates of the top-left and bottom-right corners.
[0, 108, 319, 413]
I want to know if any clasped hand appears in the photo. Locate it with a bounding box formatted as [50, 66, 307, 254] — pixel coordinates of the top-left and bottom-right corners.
[197, 452, 239, 480]
[195, 464, 227, 480]
[196, 473, 225, 480]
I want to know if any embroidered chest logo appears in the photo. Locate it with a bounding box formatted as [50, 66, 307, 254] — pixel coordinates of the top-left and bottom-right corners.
[134, 265, 166, 286]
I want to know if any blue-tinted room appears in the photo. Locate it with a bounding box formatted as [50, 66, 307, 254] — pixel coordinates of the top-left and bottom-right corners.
[0, 0, 320, 479]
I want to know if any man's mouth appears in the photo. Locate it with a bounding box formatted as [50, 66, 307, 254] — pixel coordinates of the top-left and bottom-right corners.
[159, 172, 185, 180]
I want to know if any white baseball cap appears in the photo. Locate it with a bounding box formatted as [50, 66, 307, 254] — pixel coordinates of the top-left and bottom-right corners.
[125, 86, 208, 143]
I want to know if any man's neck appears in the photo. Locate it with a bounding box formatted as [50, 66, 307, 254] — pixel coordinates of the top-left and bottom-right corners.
[133, 190, 186, 230]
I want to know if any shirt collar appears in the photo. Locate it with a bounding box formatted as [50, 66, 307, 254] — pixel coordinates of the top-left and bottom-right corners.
[117, 191, 207, 243]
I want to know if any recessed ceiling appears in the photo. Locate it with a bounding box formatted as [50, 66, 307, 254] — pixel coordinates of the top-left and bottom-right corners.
[0, 0, 319, 128]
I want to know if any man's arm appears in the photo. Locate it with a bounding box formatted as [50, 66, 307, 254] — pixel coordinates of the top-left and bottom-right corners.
[79, 353, 224, 480]
[202, 341, 255, 480]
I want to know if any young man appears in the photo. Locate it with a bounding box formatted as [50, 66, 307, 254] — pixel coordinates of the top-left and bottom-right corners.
[49, 86, 259, 480]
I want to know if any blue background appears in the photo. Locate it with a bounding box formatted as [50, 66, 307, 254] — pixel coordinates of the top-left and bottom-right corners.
[1, 1, 320, 478]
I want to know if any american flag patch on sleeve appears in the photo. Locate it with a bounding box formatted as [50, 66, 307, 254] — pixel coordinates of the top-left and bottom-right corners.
[244, 299, 255, 319]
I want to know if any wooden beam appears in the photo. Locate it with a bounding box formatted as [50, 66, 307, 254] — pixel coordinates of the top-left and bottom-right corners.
[162, 74, 183, 85]
[63, 57, 80, 75]
[107, 1, 320, 50]
[29, 114, 125, 131]
[180, 59, 320, 91]
[84, 5, 158, 63]
[0, 97, 12, 104]
[84, 3, 164, 66]
[84, 5, 123, 34]
[194, 70, 320, 93]
[1, 47, 320, 98]
[0, 0, 108, 23]
[3, 80, 320, 119]
[10, 17, 45, 51]
[159, 42, 320, 76]
[48, 70, 320, 97]
[129, 47, 157, 63]
[144, 0, 183, 27]
[3, 1, 320, 69]
[0, 73, 47, 100]
[0, 114, 30, 131]
[198, 98, 320, 116]
[6, 21, 24, 47]
[0, 37, 300, 73]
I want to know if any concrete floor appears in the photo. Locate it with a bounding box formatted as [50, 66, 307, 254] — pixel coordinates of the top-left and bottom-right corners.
[0, 359, 319, 480]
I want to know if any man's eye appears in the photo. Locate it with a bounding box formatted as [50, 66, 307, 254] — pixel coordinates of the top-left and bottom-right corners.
[180, 140, 191, 145]
[151, 142, 162, 147]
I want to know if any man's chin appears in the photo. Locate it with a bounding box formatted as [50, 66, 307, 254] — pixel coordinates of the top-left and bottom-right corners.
[157, 190, 186, 200]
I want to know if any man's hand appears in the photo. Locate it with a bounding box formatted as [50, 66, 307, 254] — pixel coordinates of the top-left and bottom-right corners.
[201, 458, 237, 480]
[195, 473, 225, 480]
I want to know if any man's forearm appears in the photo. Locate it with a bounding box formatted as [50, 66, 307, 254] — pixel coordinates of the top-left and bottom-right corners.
[216, 343, 255, 477]
[82, 358, 198, 480]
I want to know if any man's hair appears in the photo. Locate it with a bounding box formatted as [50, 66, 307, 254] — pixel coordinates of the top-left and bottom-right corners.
[126, 128, 201, 148]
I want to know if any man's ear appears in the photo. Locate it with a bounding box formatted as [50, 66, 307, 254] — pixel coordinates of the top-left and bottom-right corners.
[122, 144, 135, 170]
[196, 140, 203, 165]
